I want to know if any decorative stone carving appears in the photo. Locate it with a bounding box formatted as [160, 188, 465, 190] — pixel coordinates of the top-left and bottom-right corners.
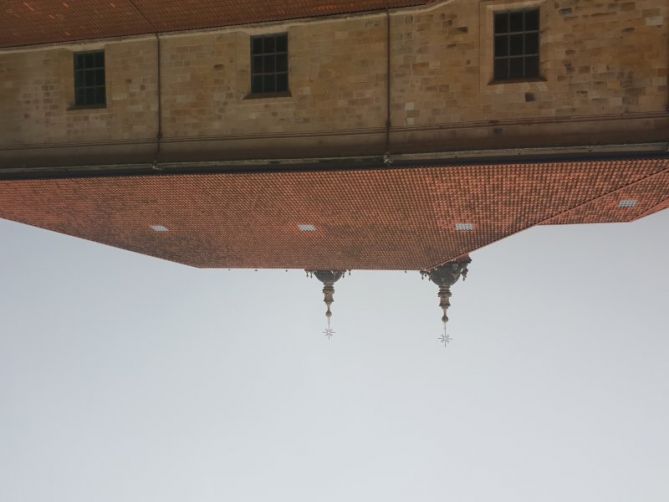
[306, 270, 349, 339]
[420, 256, 471, 345]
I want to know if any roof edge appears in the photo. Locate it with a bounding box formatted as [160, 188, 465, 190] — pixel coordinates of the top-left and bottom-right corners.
[0, 0, 437, 51]
[1, 142, 667, 181]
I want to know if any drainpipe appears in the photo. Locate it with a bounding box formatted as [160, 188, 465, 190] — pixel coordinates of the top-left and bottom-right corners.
[155, 33, 163, 164]
[384, 6, 393, 165]
[127, 0, 162, 166]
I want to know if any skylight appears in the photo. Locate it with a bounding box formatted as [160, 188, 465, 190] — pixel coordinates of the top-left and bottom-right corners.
[298, 224, 317, 232]
[618, 199, 638, 208]
[455, 223, 475, 231]
[150, 225, 169, 232]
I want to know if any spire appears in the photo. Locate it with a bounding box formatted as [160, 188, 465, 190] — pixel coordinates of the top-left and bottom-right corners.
[306, 270, 349, 339]
[438, 285, 452, 326]
[420, 256, 471, 346]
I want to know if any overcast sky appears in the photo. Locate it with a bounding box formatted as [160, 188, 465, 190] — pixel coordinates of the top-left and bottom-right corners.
[1, 209, 667, 502]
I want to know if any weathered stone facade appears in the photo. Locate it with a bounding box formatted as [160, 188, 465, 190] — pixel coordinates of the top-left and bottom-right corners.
[0, 0, 667, 167]
[0, 40, 158, 146]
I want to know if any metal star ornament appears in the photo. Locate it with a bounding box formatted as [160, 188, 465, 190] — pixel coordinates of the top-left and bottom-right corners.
[438, 332, 452, 347]
[323, 327, 335, 341]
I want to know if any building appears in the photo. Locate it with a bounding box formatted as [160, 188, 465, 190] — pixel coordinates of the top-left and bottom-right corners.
[0, 0, 667, 341]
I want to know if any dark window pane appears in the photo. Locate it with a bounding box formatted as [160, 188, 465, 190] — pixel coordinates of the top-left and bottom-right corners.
[525, 9, 539, 30]
[509, 34, 524, 55]
[250, 34, 289, 94]
[276, 35, 288, 53]
[494, 59, 508, 80]
[525, 56, 539, 77]
[492, 11, 539, 81]
[263, 74, 275, 92]
[252, 75, 263, 93]
[85, 88, 95, 104]
[525, 33, 539, 54]
[509, 58, 524, 79]
[266, 55, 277, 72]
[263, 36, 275, 53]
[276, 54, 288, 72]
[95, 87, 106, 105]
[73, 51, 105, 106]
[494, 36, 508, 57]
[494, 13, 508, 34]
[276, 73, 288, 92]
[510, 11, 523, 32]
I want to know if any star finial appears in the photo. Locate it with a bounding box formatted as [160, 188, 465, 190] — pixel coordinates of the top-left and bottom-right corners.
[323, 327, 335, 341]
[307, 270, 348, 341]
[421, 257, 471, 347]
[438, 331, 452, 347]
[323, 315, 335, 341]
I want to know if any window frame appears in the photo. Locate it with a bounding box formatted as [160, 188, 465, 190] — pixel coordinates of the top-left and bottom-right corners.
[492, 8, 541, 83]
[72, 50, 107, 109]
[248, 33, 290, 98]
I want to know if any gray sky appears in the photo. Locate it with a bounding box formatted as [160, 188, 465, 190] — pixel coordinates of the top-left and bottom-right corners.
[1, 210, 667, 502]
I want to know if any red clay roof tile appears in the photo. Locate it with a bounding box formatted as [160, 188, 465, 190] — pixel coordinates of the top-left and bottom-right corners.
[1, 159, 667, 270]
[1, 0, 429, 48]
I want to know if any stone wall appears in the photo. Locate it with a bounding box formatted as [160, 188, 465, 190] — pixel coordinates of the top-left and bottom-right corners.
[0, 39, 158, 147]
[0, 0, 667, 164]
[393, 0, 668, 126]
[161, 17, 388, 139]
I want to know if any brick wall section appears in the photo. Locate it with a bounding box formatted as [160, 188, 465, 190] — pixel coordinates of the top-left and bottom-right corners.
[0, 159, 666, 270]
[0, 0, 667, 153]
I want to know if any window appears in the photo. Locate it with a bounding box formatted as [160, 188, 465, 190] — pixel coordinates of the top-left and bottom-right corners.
[251, 34, 289, 95]
[73, 51, 106, 107]
[493, 9, 540, 81]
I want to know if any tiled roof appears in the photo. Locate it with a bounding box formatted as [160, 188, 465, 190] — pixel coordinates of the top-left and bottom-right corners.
[0, 160, 666, 270]
[0, 0, 428, 48]
[635, 195, 669, 221]
[540, 169, 669, 225]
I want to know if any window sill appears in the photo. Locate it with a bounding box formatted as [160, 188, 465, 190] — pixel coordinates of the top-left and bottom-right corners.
[244, 91, 292, 100]
[488, 76, 546, 85]
[68, 104, 107, 111]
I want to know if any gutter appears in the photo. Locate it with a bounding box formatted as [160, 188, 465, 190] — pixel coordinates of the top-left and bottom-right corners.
[155, 33, 163, 161]
[1, 143, 667, 181]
